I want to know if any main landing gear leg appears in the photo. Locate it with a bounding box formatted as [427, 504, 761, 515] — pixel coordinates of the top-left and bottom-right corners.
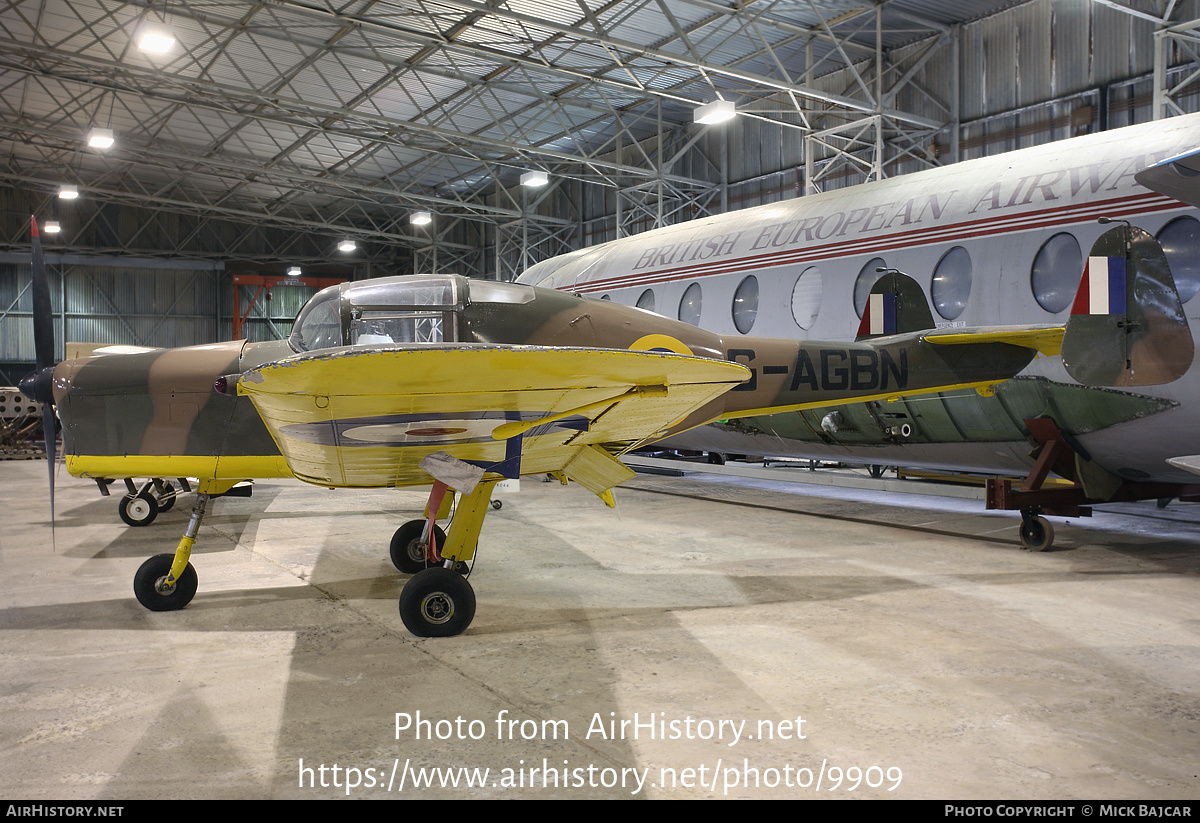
[399, 479, 498, 638]
[132, 479, 237, 611]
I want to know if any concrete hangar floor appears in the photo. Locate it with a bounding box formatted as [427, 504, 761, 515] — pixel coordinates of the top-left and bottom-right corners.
[1, 458, 1197, 800]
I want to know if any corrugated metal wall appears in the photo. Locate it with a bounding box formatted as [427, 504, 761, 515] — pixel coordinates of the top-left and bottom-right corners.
[554, 0, 1200, 250]
[5, 0, 1200, 359]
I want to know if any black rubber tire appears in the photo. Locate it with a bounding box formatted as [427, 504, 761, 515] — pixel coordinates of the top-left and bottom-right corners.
[389, 519, 448, 574]
[491, 499, 502, 510]
[399, 567, 476, 637]
[133, 553, 198, 611]
[119, 493, 159, 527]
[868, 464, 886, 479]
[1019, 515, 1055, 552]
[706, 452, 726, 465]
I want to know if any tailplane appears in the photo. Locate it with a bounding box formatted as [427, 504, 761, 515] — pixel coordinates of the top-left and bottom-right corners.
[855, 269, 936, 341]
[1061, 224, 1194, 387]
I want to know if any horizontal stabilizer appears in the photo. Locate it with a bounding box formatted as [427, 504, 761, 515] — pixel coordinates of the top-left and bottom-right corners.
[1134, 147, 1200, 208]
[1061, 225, 1193, 387]
[855, 270, 935, 341]
[925, 326, 1064, 357]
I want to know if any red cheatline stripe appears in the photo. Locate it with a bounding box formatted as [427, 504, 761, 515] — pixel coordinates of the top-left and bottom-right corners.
[565, 193, 1181, 294]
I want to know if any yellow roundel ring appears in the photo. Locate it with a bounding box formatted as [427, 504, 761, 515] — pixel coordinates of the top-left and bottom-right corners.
[629, 334, 693, 355]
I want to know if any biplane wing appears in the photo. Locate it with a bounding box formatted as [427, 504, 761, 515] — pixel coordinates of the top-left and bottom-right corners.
[235, 344, 751, 492]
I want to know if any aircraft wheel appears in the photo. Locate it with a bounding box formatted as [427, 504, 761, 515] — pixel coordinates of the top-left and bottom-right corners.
[133, 554, 198, 611]
[390, 519, 448, 574]
[399, 568, 476, 637]
[868, 464, 886, 479]
[158, 483, 177, 512]
[119, 493, 159, 527]
[1019, 515, 1055, 552]
[706, 452, 726, 465]
[491, 499, 502, 510]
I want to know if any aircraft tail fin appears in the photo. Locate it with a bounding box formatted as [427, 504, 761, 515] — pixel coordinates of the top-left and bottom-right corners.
[855, 270, 936, 341]
[1061, 224, 1194, 387]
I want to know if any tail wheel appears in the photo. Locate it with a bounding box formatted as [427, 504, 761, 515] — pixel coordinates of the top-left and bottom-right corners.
[389, 519, 448, 574]
[399, 568, 476, 637]
[133, 553, 198, 611]
[119, 493, 159, 527]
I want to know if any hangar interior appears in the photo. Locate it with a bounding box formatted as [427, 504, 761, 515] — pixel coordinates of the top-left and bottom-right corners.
[5, 0, 1200, 364]
[3, 0, 1200, 801]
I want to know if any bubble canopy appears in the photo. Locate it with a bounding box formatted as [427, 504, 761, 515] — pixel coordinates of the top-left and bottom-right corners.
[288, 274, 537, 352]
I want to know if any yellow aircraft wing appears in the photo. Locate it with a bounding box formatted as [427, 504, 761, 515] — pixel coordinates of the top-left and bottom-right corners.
[923, 325, 1066, 357]
[237, 344, 750, 489]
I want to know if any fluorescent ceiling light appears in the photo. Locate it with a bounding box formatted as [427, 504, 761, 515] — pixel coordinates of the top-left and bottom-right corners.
[87, 128, 114, 149]
[287, 266, 302, 276]
[520, 170, 548, 188]
[44, 220, 61, 233]
[410, 211, 432, 226]
[58, 185, 78, 200]
[139, 31, 175, 53]
[338, 238, 356, 252]
[694, 99, 736, 125]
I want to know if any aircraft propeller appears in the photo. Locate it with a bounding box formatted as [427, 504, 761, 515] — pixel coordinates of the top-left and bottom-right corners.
[17, 216, 57, 529]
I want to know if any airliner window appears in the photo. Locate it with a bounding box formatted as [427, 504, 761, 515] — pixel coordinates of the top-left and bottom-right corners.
[854, 258, 887, 318]
[932, 246, 973, 321]
[290, 289, 342, 352]
[791, 266, 822, 330]
[678, 282, 702, 325]
[636, 289, 656, 313]
[1031, 232, 1082, 313]
[732, 275, 759, 334]
[1156, 216, 1200, 303]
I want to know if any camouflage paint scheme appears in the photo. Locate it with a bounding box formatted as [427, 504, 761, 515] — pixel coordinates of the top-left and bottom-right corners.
[51, 274, 1043, 488]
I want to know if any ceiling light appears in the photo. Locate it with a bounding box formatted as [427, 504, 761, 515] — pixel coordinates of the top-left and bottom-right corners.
[139, 31, 176, 54]
[58, 185, 78, 200]
[338, 238, 356, 252]
[287, 266, 302, 276]
[520, 170, 548, 188]
[694, 99, 736, 125]
[87, 128, 114, 149]
[44, 220, 61, 234]
[410, 211, 432, 226]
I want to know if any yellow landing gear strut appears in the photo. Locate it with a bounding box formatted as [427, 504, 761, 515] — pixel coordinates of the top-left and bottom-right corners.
[397, 478, 499, 637]
[132, 478, 240, 611]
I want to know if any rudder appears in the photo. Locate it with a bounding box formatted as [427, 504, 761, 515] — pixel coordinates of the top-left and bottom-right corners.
[855, 270, 936, 341]
[1062, 225, 1194, 387]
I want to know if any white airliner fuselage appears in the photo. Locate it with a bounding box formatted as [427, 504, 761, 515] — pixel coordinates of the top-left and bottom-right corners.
[517, 114, 1200, 486]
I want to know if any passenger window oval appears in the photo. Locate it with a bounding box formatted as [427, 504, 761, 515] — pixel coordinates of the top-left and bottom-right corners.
[1031, 233, 1082, 313]
[732, 276, 759, 334]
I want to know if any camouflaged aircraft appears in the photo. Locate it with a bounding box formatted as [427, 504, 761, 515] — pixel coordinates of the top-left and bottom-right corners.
[19, 215, 1191, 637]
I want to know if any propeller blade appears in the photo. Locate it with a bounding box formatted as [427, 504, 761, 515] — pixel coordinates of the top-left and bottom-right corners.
[42, 401, 56, 538]
[25, 216, 57, 540]
[30, 216, 54, 372]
